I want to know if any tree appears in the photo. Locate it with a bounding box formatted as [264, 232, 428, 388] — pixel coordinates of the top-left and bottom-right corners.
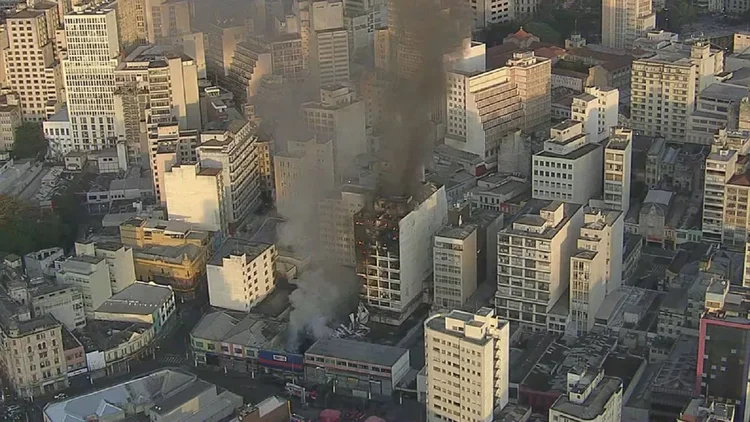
[12, 122, 46, 159]
[524, 22, 562, 45]
[0, 195, 66, 255]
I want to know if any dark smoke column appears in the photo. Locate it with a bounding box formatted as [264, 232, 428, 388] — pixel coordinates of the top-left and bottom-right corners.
[377, 0, 471, 197]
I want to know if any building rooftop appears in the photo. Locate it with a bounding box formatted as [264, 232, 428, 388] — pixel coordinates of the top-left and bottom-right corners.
[43, 369, 230, 422]
[651, 335, 697, 398]
[537, 142, 601, 160]
[699, 82, 749, 102]
[305, 337, 408, 367]
[504, 200, 582, 240]
[77, 320, 152, 351]
[0, 289, 59, 337]
[134, 243, 203, 264]
[191, 310, 286, 349]
[550, 376, 623, 420]
[436, 224, 476, 241]
[95, 282, 173, 316]
[208, 238, 274, 267]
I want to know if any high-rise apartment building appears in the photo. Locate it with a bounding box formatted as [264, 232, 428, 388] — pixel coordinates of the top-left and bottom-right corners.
[496, 201, 584, 331]
[207, 238, 276, 312]
[113, 0, 147, 51]
[302, 85, 367, 178]
[274, 136, 335, 217]
[698, 279, 750, 422]
[601, 0, 654, 50]
[631, 41, 724, 142]
[55, 255, 113, 318]
[198, 119, 261, 230]
[269, 33, 307, 83]
[571, 86, 619, 144]
[148, 124, 199, 205]
[0, 294, 67, 399]
[532, 120, 603, 204]
[163, 163, 228, 234]
[63, 3, 121, 150]
[226, 38, 272, 104]
[425, 308, 509, 422]
[702, 147, 739, 244]
[603, 128, 633, 213]
[548, 368, 623, 422]
[318, 184, 371, 266]
[569, 207, 623, 336]
[256, 137, 274, 197]
[310, 0, 350, 88]
[466, 0, 515, 30]
[355, 183, 448, 325]
[205, 21, 246, 84]
[144, 0, 191, 42]
[114, 44, 201, 163]
[433, 224, 478, 310]
[0, 104, 21, 152]
[4, 6, 64, 121]
[508, 51, 552, 133]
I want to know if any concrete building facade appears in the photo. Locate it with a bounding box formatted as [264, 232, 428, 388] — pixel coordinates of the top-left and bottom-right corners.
[433, 224, 478, 310]
[603, 128, 633, 213]
[601, 0, 654, 50]
[55, 255, 113, 318]
[207, 238, 276, 312]
[163, 163, 227, 234]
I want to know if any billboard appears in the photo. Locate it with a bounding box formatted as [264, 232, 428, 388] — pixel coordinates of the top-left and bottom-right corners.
[258, 350, 304, 373]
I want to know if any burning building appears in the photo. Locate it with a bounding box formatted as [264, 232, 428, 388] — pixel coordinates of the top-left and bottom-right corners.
[354, 182, 448, 325]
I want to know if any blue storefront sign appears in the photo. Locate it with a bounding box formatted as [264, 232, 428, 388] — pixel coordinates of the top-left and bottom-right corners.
[258, 350, 304, 373]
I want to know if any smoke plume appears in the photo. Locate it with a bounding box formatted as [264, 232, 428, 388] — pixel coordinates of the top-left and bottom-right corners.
[377, 0, 471, 197]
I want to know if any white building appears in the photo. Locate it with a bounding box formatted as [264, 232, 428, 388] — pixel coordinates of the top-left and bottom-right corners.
[496, 201, 584, 331]
[532, 120, 603, 204]
[603, 128, 633, 212]
[355, 183, 448, 325]
[424, 308, 509, 422]
[4, 6, 64, 121]
[274, 136, 335, 218]
[569, 208, 624, 336]
[43, 107, 73, 158]
[93, 282, 176, 334]
[163, 163, 227, 234]
[207, 238, 277, 312]
[549, 369, 623, 422]
[55, 255, 113, 318]
[198, 119, 261, 229]
[30, 284, 86, 330]
[702, 148, 739, 243]
[571, 86, 619, 144]
[63, 2, 121, 150]
[147, 123, 199, 205]
[319, 184, 371, 266]
[433, 224, 478, 310]
[73, 241, 136, 294]
[601, 0, 655, 50]
[631, 40, 724, 142]
[301, 85, 367, 178]
[310, 0, 349, 88]
[466, 0, 515, 29]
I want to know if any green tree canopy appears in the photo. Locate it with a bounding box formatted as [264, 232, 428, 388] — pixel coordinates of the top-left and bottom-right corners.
[13, 122, 47, 159]
[0, 194, 75, 255]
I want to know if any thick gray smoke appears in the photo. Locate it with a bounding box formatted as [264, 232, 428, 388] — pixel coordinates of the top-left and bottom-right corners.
[377, 0, 471, 197]
[286, 267, 359, 353]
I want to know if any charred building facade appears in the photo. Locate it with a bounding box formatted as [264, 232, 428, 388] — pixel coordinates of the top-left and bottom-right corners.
[354, 183, 448, 326]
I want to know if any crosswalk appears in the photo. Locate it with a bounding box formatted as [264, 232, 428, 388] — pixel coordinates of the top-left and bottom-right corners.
[159, 354, 186, 365]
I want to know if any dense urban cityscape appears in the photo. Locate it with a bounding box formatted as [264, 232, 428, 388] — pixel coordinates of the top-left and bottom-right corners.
[0, 0, 747, 421]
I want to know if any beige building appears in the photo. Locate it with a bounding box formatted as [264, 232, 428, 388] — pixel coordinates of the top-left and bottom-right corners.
[114, 44, 201, 164]
[0, 295, 67, 399]
[0, 104, 21, 152]
[631, 41, 724, 142]
[147, 124, 199, 205]
[145, 0, 191, 42]
[163, 163, 228, 234]
[74, 241, 136, 294]
[433, 224, 478, 310]
[63, 3, 121, 150]
[226, 38, 272, 104]
[549, 369, 623, 422]
[55, 255, 113, 318]
[198, 119, 261, 229]
[4, 7, 64, 121]
[508, 51, 552, 133]
[207, 238, 277, 312]
[205, 21, 246, 83]
[302, 85, 367, 178]
[269, 33, 307, 83]
[496, 201, 584, 331]
[256, 138, 274, 196]
[30, 284, 86, 331]
[113, 0, 147, 51]
[318, 184, 371, 266]
[601, 0, 654, 50]
[274, 136, 335, 218]
[424, 308, 510, 422]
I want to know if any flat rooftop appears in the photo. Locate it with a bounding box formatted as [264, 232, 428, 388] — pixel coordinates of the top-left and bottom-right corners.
[436, 224, 476, 241]
[95, 282, 173, 315]
[305, 337, 408, 368]
[208, 238, 273, 267]
[551, 376, 622, 419]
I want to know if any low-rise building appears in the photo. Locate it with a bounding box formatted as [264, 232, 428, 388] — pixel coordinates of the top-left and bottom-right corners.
[43, 369, 243, 422]
[190, 310, 287, 373]
[76, 320, 155, 379]
[548, 368, 623, 422]
[304, 338, 410, 398]
[207, 239, 277, 312]
[74, 241, 136, 294]
[61, 327, 87, 380]
[54, 255, 113, 318]
[23, 247, 64, 279]
[30, 284, 86, 330]
[0, 293, 67, 399]
[94, 282, 176, 334]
